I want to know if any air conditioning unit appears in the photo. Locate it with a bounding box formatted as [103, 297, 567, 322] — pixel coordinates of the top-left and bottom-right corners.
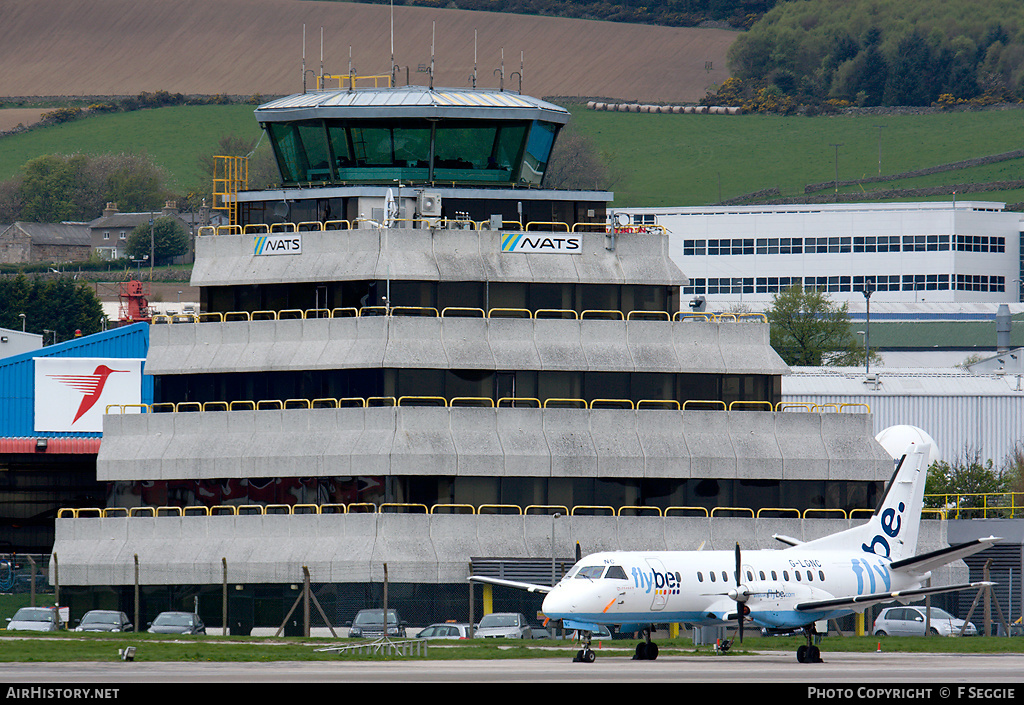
[417, 191, 442, 217]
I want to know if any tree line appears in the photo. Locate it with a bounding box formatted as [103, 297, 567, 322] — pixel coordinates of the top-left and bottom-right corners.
[0, 274, 105, 341]
[338, 0, 778, 29]
[725, 0, 1024, 110]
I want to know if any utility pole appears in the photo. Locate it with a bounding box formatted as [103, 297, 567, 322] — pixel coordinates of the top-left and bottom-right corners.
[829, 143, 843, 203]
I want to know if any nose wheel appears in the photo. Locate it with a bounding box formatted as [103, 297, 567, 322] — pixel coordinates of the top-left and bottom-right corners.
[572, 629, 597, 663]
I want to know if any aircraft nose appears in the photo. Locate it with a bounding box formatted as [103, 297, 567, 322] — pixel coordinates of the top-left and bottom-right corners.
[542, 588, 575, 617]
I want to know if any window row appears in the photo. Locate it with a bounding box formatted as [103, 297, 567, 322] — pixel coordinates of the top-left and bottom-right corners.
[696, 568, 826, 584]
[683, 274, 1005, 295]
[681, 234, 1006, 256]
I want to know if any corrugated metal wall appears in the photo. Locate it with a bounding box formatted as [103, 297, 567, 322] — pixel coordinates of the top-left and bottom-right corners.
[782, 392, 1024, 466]
[0, 323, 151, 438]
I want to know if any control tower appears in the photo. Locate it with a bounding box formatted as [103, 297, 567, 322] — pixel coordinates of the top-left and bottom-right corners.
[51, 83, 903, 634]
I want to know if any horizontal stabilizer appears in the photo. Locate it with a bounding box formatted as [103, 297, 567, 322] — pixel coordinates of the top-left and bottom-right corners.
[467, 575, 552, 594]
[773, 534, 803, 547]
[889, 536, 1001, 574]
[796, 581, 993, 614]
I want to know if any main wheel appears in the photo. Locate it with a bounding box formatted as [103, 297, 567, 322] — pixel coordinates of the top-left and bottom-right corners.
[584, 649, 596, 663]
[797, 644, 808, 663]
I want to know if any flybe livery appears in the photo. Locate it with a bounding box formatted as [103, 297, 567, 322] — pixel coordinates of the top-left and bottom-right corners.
[470, 444, 999, 664]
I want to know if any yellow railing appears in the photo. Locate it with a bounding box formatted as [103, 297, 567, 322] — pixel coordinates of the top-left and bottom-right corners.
[924, 492, 1024, 519]
[57, 501, 941, 520]
[197, 218, 671, 237]
[104, 399, 870, 415]
[149, 305, 773, 326]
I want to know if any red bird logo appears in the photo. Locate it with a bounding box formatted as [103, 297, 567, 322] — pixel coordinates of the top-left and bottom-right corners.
[48, 365, 128, 424]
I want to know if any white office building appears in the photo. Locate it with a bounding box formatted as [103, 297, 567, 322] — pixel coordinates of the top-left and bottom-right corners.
[617, 201, 1024, 309]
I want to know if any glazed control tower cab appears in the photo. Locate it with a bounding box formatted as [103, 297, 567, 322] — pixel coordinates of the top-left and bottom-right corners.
[234, 84, 609, 229]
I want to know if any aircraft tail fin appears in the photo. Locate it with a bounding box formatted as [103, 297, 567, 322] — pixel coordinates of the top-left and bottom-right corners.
[797, 444, 930, 561]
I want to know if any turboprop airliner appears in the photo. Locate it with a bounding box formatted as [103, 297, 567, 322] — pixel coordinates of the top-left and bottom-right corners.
[469, 444, 999, 663]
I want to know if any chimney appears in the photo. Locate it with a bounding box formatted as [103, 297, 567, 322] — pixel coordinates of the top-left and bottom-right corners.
[997, 304, 1011, 353]
[162, 200, 178, 217]
[103, 202, 118, 217]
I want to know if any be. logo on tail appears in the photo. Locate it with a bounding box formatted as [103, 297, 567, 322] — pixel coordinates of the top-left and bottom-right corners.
[861, 501, 905, 559]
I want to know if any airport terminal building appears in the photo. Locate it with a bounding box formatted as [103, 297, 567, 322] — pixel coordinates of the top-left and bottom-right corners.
[44, 86, 961, 633]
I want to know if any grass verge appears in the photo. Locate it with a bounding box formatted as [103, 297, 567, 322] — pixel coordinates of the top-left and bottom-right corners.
[1, 633, 1021, 662]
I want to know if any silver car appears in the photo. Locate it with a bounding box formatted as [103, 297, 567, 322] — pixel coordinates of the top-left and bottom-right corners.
[475, 612, 533, 639]
[416, 622, 472, 639]
[873, 606, 977, 637]
[6, 606, 60, 632]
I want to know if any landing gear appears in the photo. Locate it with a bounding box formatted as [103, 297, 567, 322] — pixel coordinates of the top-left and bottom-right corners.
[796, 625, 823, 663]
[572, 630, 596, 663]
[632, 627, 659, 660]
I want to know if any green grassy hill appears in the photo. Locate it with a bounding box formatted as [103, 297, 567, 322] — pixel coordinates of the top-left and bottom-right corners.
[2, 103, 1024, 208]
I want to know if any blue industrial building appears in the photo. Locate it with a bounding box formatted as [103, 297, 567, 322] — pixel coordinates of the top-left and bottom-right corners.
[0, 323, 151, 552]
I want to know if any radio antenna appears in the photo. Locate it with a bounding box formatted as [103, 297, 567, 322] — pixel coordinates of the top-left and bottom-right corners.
[319, 26, 324, 89]
[472, 29, 478, 88]
[390, 0, 395, 81]
[301, 24, 307, 93]
[429, 21, 435, 90]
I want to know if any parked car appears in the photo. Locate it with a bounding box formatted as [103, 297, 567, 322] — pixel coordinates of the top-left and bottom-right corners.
[346, 609, 407, 638]
[475, 612, 532, 639]
[6, 606, 60, 632]
[415, 622, 472, 639]
[147, 611, 205, 635]
[75, 610, 133, 633]
[873, 606, 977, 637]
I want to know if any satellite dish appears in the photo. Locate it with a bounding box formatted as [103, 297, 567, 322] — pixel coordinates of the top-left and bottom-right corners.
[272, 201, 289, 222]
[875, 425, 939, 465]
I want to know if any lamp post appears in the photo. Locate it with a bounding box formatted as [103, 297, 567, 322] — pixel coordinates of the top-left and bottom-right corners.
[862, 287, 873, 376]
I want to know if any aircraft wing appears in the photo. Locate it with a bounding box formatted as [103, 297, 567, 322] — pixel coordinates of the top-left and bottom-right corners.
[468, 575, 552, 594]
[889, 536, 1001, 575]
[795, 581, 993, 614]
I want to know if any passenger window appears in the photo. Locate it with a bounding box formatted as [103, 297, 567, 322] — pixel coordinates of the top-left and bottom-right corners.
[710, 572, 716, 583]
[806, 570, 813, 581]
[818, 571, 825, 581]
[605, 565, 628, 580]
[697, 572, 703, 583]
[783, 571, 789, 581]
[771, 571, 778, 580]
[722, 571, 728, 582]
[759, 571, 766, 580]
[746, 571, 753, 581]
[795, 571, 801, 581]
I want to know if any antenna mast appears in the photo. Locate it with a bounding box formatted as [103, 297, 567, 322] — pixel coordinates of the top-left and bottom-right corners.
[302, 24, 307, 93]
[429, 21, 435, 90]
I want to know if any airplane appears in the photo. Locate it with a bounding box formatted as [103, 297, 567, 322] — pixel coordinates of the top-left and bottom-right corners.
[469, 444, 1000, 663]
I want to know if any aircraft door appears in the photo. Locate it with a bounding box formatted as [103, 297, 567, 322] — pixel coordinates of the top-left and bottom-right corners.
[644, 557, 670, 612]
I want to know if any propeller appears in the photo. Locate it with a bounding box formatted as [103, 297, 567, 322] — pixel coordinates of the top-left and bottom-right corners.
[730, 543, 750, 642]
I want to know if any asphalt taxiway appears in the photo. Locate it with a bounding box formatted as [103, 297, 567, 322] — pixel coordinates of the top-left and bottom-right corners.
[2, 651, 1023, 683]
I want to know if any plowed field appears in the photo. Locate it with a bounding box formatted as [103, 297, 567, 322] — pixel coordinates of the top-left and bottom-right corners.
[0, 0, 736, 103]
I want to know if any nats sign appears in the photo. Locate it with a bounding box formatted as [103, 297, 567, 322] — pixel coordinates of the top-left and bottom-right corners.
[34, 357, 145, 433]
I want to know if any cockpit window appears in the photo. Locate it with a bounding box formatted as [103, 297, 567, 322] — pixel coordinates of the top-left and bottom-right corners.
[576, 566, 605, 579]
[605, 565, 628, 580]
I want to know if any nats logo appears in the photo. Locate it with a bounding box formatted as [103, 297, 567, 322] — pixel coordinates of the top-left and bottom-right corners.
[34, 358, 144, 433]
